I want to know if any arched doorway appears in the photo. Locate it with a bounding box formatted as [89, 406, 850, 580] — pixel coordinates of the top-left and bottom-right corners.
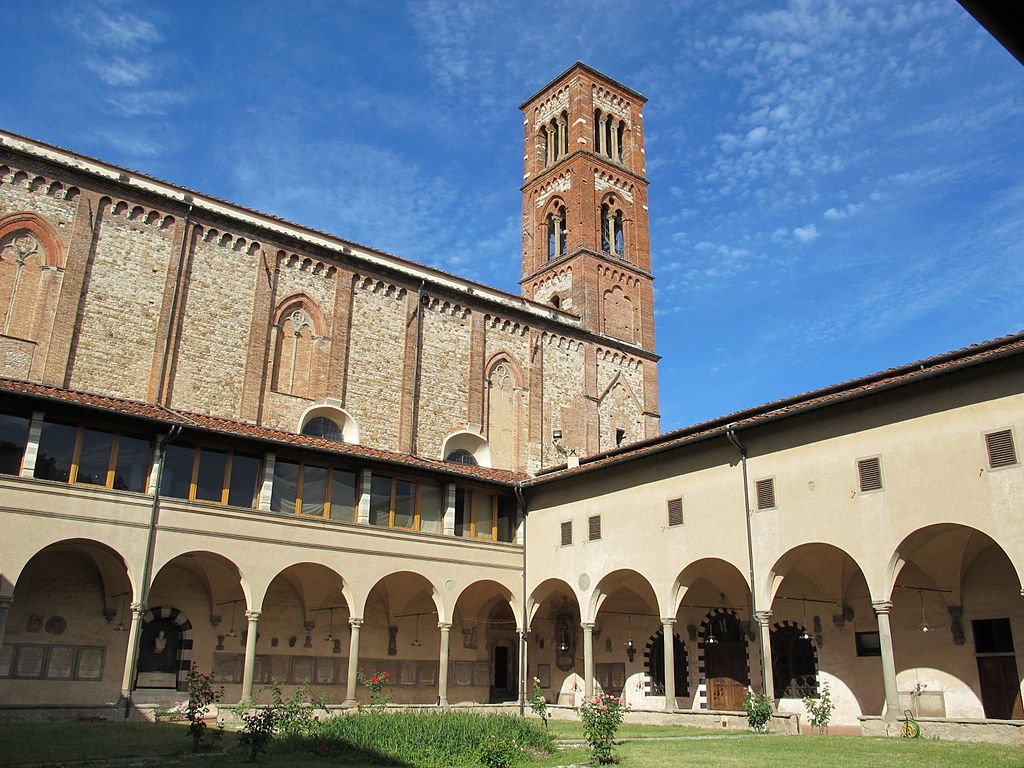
[136, 607, 192, 690]
[488, 602, 518, 702]
[646, 629, 688, 698]
[702, 610, 748, 711]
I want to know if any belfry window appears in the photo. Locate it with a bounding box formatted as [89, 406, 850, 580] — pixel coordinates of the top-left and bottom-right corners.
[601, 202, 624, 257]
[593, 109, 625, 164]
[546, 204, 567, 259]
[543, 111, 569, 165]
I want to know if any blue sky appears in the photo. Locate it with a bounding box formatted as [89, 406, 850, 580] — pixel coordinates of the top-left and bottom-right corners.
[3, 1, 1021, 432]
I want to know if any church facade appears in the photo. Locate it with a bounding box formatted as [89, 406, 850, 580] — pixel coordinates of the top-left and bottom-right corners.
[0, 63, 1021, 736]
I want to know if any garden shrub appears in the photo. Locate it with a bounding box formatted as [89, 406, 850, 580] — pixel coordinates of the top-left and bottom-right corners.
[743, 690, 773, 733]
[478, 733, 528, 768]
[578, 693, 626, 764]
[183, 665, 224, 752]
[803, 682, 834, 733]
[528, 677, 549, 729]
[356, 667, 393, 710]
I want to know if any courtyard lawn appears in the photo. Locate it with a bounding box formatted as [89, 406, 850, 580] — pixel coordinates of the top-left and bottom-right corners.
[545, 719, 746, 739]
[2, 721, 1022, 768]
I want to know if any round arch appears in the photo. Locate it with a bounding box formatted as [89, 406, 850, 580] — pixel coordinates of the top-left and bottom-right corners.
[588, 568, 660, 623]
[298, 403, 359, 444]
[669, 557, 751, 617]
[150, 549, 253, 612]
[362, 570, 445, 625]
[441, 430, 491, 468]
[766, 542, 868, 606]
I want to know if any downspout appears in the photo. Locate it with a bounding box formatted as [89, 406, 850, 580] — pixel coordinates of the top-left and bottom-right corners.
[514, 480, 528, 717]
[123, 424, 182, 717]
[725, 425, 768, 697]
[156, 202, 193, 405]
[410, 281, 426, 454]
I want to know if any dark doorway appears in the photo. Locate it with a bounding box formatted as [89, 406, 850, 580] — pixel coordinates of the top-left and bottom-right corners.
[704, 613, 749, 711]
[137, 617, 181, 688]
[973, 618, 1023, 719]
[647, 631, 689, 697]
[488, 603, 517, 702]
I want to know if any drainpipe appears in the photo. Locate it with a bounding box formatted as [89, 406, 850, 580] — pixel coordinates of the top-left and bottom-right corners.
[122, 424, 182, 717]
[514, 481, 528, 717]
[156, 202, 193, 405]
[410, 281, 426, 454]
[725, 425, 772, 699]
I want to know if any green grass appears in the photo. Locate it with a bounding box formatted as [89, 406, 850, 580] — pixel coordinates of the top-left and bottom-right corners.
[2, 720, 1022, 768]
[546, 720, 743, 739]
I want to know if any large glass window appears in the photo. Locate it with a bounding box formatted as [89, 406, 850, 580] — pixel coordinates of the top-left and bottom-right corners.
[272, 460, 353, 519]
[368, 474, 442, 531]
[455, 489, 517, 542]
[0, 412, 30, 475]
[161, 443, 261, 508]
[35, 419, 151, 492]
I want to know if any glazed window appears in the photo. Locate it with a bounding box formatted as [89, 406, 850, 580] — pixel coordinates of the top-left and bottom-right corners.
[34, 419, 151, 493]
[455, 489, 517, 542]
[270, 459, 356, 520]
[368, 474, 442, 531]
[0, 411, 30, 475]
[161, 443, 261, 508]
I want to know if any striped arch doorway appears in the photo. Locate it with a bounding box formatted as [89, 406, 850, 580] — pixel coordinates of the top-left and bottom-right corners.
[136, 606, 194, 691]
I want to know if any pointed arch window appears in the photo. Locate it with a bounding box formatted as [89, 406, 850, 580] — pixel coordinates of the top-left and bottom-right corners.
[0, 222, 60, 342]
[272, 301, 322, 399]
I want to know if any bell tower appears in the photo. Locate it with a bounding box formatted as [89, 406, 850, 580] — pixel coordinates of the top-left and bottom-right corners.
[519, 62, 655, 354]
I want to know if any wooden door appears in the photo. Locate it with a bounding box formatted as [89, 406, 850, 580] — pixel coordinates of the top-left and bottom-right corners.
[977, 656, 1023, 720]
[706, 642, 748, 711]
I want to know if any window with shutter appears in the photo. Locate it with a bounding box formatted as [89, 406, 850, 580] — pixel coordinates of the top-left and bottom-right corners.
[588, 515, 601, 541]
[857, 457, 883, 492]
[560, 520, 572, 546]
[985, 430, 1018, 468]
[755, 478, 776, 510]
[667, 497, 684, 526]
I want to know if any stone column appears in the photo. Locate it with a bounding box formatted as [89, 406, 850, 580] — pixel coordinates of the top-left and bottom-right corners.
[755, 610, 775, 699]
[611, 120, 620, 161]
[582, 622, 595, 700]
[240, 610, 261, 702]
[437, 622, 452, 706]
[558, 118, 567, 157]
[661, 618, 677, 710]
[357, 471, 372, 524]
[120, 602, 146, 699]
[0, 595, 13, 657]
[595, 116, 604, 155]
[872, 600, 900, 717]
[344, 618, 363, 705]
[442, 484, 456, 535]
[19, 411, 45, 477]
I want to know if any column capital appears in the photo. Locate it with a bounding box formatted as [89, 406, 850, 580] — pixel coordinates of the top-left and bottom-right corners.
[438, 622, 452, 631]
[660, 617, 677, 626]
[754, 610, 773, 625]
[130, 602, 146, 616]
[349, 617, 364, 629]
[245, 610, 262, 622]
[0, 595, 14, 609]
[581, 621, 596, 631]
[871, 600, 894, 615]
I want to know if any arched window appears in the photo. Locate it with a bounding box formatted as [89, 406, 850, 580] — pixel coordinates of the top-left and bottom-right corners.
[771, 624, 818, 698]
[445, 448, 478, 466]
[540, 125, 550, 165]
[546, 203, 567, 260]
[594, 109, 602, 154]
[600, 201, 624, 257]
[272, 299, 324, 399]
[647, 629, 689, 697]
[0, 223, 58, 342]
[302, 417, 342, 442]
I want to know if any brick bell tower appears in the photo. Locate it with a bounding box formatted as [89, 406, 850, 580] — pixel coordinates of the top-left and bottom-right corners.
[519, 62, 655, 353]
[520, 62, 660, 451]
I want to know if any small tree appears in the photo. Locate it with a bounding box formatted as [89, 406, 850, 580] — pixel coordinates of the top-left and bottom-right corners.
[802, 682, 834, 734]
[578, 693, 626, 765]
[183, 665, 224, 751]
[356, 668, 393, 710]
[742, 690, 773, 733]
[528, 677, 549, 729]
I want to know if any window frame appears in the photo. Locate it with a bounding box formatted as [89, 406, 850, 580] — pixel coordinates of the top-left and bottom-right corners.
[370, 473, 443, 532]
[274, 459, 356, 520]
[37, 419, 153, 492]
[163, 443, 262, 509]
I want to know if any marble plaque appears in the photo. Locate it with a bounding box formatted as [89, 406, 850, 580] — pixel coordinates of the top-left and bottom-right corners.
[137, 671, 176, 688]
[315, 658, 335, 685]
[399, 661, 417, 686]
[536, 663, 550, 689]
[454, 660, 472, 686]
[417, 662, 436, 687]
[292, 656, 314, 684]
[14, 645, 44, 677]
[213, 653, 240, 682]
[0, 645, 13, 677]
[46, 645, 75, 679]
[472, 661, 489, 687]
[76, 647, 105, 681]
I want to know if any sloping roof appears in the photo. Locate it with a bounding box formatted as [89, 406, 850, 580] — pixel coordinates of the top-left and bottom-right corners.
[0, 377, 527, 486]
[529, 330, 1024, 485]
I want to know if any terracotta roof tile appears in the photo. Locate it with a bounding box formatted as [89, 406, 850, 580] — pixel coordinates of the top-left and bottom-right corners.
[0, 378, 527, 486]
[530, 330, 1024, 483]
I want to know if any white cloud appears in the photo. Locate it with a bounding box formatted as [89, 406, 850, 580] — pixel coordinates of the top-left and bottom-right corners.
[793, 224, 819, 242]
[823, 203, 863, 220]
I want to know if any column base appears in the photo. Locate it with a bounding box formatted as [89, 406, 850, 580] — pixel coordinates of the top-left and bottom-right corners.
[663, 697, 677, 711]
[342, 698, 358, 707]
